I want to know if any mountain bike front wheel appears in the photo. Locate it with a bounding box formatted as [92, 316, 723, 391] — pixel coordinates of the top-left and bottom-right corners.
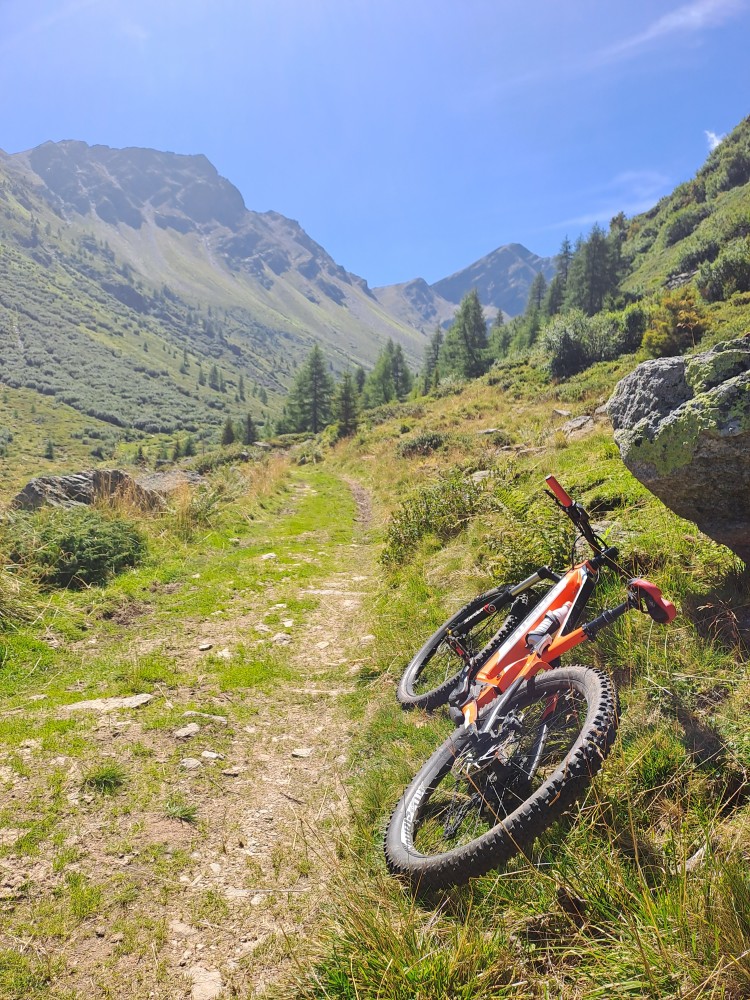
[385, 665, 618, 892]
[396, 587, 540, 711]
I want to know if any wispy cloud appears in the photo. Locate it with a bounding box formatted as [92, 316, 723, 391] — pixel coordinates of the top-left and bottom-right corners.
[705, 129, 725, 150]
[547, 170, 672, 231]
[597, 0, 744, 62]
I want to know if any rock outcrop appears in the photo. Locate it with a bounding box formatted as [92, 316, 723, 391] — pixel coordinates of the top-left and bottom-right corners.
[608, 337, 750, 563]
[12, 470, 163, 512]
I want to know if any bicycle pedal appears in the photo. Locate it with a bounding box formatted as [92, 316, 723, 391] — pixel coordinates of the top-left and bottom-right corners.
[449, 705, 465, 727]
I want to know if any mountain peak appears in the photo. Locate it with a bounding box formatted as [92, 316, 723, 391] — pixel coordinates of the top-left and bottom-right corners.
[19, 139, 247, 231]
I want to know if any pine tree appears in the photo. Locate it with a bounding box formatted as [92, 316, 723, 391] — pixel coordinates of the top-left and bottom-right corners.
[198, 366, 206, 386]
[242, 413, 258, 445]
[565, 225, 613, 316]
[286, 344, 334, 433]
[439, 290, 490, 379]
[238, 374, 245, 401]
[526, 273, 547, 314]
[333, 370, 358, 437]
[390, 343, 413, 400]
[208, 364, 220, 390]
[354, 366, 366, 393]
[421, 326, 444, 393]
[362, 342, 396, 407]
[183, 436, 197, 457]
[221, 418, 235, 445]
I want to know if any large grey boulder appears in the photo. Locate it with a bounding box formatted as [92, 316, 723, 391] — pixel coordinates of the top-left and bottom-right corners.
[608, 337, 750, 563]
[12, 469, 163, 511]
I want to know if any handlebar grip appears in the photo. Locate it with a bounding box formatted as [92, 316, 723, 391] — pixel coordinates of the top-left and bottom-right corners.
[545, 475, 574, 508]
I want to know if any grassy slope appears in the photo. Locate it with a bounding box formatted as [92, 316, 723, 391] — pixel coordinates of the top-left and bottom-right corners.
[285, 357, 750, 1000]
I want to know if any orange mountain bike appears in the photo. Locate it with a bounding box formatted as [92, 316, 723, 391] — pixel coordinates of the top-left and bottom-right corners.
[385, 476, 676, 891]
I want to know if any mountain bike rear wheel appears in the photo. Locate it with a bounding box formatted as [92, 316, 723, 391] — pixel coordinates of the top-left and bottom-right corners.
[396, 587, 539, 711]
[385, 665, 618, 891]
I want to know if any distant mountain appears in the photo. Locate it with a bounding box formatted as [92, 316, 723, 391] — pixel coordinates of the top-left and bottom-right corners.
[370, 278, 458, 334]
[431, 243, 556, 316]
[373, 243, 556, 334]
[0, 140, 426, 433]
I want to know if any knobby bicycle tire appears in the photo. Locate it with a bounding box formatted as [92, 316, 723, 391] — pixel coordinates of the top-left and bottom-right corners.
[396, 586, 539, 712]
[385, 664, 618, 892]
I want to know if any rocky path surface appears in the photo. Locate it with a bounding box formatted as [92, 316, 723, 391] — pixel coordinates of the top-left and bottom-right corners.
[0, 468, 376, 999]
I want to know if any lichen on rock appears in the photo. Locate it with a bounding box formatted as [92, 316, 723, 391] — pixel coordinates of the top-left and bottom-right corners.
[608, 336, 750, 563]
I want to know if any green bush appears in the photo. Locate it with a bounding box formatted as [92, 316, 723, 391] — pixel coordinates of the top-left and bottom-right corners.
[396, 432, 446, 458]
[382, 470, 484, 565]
[664, 206, 710, 246]
[696, 236, 750, 302]
[7, 507, 146, 588]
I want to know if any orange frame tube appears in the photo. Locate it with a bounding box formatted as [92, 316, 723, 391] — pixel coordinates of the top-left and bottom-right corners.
[468, 562, 595, 717]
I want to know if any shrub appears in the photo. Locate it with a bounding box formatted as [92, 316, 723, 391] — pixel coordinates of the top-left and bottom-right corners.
[382, 470, 484, 565]
[396, 432, 446, 458]
[642, 288, 709, 358]
[7, 507, 146, 588]
[664, 206, 710, 246]
[696, 236, 750, 302]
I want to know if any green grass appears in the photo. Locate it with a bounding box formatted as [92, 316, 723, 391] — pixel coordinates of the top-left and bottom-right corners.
[281, 356, 750, 999]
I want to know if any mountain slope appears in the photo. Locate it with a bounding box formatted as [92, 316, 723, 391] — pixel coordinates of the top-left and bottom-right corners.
[0, 141, 427, 434]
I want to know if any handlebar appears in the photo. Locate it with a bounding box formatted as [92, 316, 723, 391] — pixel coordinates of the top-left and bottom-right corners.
[544, 474, 603, 555]
[545, 475, 574, 508]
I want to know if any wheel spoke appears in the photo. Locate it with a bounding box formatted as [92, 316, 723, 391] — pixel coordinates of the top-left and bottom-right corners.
[410, 682, 590, 855]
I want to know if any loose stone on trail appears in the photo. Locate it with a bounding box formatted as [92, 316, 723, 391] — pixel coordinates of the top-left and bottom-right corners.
[181, 758, 201, 770]
[292, 747, 313, 758]
[174, 722, 201, 740]
[198, 642, 212, 651]
[261, 552, 277, 560]
[62, 693, 153, 713]
[189, 966, 223, 1000]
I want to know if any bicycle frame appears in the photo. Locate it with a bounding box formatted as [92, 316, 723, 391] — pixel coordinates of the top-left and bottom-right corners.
[460, 557, 598, 727]
[458, 475, 676, 733]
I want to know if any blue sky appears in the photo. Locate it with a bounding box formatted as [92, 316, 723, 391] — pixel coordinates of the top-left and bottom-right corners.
[1, 0, 748, 286]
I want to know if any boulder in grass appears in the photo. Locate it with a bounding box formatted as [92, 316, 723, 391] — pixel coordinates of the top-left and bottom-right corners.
[607, 337, 750, 563]
[12, 469, 163, 512]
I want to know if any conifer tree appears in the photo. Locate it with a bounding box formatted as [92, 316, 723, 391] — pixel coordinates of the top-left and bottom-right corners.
[439, 290, 490, 378]
[238, 374, 245, 401]
[221, 418, 235, 445]
[286, 343, 334, 433]
[242, 413, 258, 445]
[390, 342, 413, 400]
[208, 364, 220, 390]
[354, 366, 366, 393]
[421, 325, 444, 393]
[333, 370, 359, 437]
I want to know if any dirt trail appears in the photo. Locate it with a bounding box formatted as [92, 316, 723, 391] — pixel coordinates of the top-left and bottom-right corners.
[0, 473, 377, 999]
